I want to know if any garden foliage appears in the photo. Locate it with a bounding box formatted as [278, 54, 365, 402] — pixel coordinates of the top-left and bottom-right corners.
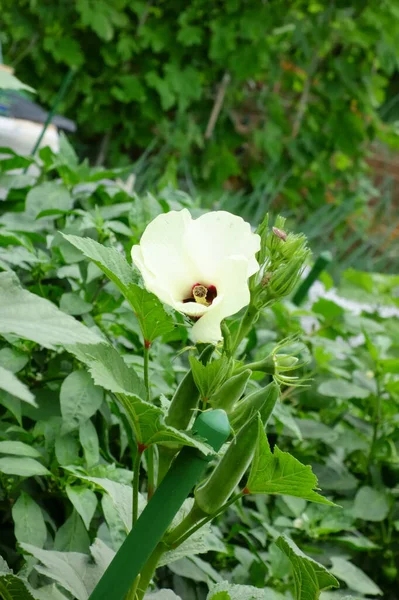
[0, 142, 398, 599]
[3, 1, 399, 206]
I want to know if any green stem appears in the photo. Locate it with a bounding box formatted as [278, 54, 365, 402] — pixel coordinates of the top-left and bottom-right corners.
[166, 493, 243, 549]
[234, 356, 275, 375]
[367, 371, 382, 481]
[146, 446, 155, 500]
[132, 448, 142, 527]
[136, 543, 166, 600]
[143, 343, 150, 403]
[125, 575, 140, 600]
[231, 304, 259, 355]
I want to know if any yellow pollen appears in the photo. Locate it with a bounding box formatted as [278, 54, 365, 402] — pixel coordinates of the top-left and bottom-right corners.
[192, 285, 210, 306]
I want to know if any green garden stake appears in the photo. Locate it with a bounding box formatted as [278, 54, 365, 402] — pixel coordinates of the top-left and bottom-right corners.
[27, 67, 75, 160]
[292, 250, 332, 306]
[89, 409, 230, 600]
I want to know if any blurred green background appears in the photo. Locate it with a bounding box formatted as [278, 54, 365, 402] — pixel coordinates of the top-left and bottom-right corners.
[2, 0, 399, 274]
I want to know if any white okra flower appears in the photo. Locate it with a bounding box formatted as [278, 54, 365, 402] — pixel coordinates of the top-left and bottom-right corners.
[131, 209, 260, 343]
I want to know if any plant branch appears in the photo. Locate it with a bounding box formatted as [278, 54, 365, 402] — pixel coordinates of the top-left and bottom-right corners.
[205, 72, 231, 140]
[132, 448, 142, 527]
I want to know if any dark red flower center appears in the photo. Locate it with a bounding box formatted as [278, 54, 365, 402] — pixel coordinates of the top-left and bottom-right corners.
[183, 283, 217, 306]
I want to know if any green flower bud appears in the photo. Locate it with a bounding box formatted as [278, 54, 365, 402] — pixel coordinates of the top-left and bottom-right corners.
[229, 381, 280, 432]
[194, 413, 259, 515]
[209, 369, 252, 412]
[166, 345, 214, 430]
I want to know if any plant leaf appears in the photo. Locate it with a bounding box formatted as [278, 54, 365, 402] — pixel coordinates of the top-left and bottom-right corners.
[62, 235, 175, 342]
[329, 556, 382, 596]
[245, 418, 334, 505]
[126, 284, 175, 343]
[61, 235, 135, 295]
[353, 486, 390, 522]
[60, 370, 104, 433]
[66, 486, 97, 530]
[0, 441, 41, 458]
[276, 535, 339, 600]
[20, 543, 101, 600]
[189, 355, 232, 400]
[0, 457, 50, 477]
[12, 492, 47, 549]
[0, 366, 36, 405]
[68, 343, 212, 451]
[0, 271, 101, 349]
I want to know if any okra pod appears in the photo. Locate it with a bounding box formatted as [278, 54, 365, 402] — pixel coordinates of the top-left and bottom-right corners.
[166, 345, 214, 430]
[229, 381, 279, 432]
[194, 413, 259, 515]
[209, 369, 252, 412]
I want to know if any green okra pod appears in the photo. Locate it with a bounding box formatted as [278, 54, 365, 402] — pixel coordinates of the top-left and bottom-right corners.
[166, 345, 214, 430]
[229, 380, 280, 432]
[209, 369, 252, 412]
[194, 413, 259, 515]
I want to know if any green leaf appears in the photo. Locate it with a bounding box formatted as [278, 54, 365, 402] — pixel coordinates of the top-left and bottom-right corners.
[60, 370, 104, 433]
[55, 434, 80, 465]
[0, 367, 36, 405]
[145, 592, 182, 599]
[20, 543, 102, 600]
[68, 343, 211, 451]
[66, 486, 97, 530]
[62, 235, 175, 342]
[0, 441, 41, 458]
[76, 477, 136, 533]
[0, 271, 101, 349]
[54, 511, 90, 553]
[34, 584, 69, 600]
[276, 536, 339, 600]
[68, 343, 146, 399]
[0, 347, 28, 373]
[0, 566, 36, 600]
[329, 557, 382, 596]
[353, 486, 390, 522]
[317, 379, 369, 399]
[60, 293, 93, 316]
[79, 420, 100, 468]
[189, 355, 232, 400]
[0, 70, 35, 92]
[12, 492, 47, 548]
[245, 419, 334, 505]
[0, 457, 50, 477]
[126, 284, 175, 343]
[207, 581, 280, 599]
[25, 182, 73, 218]
[61, 234, 136, 296]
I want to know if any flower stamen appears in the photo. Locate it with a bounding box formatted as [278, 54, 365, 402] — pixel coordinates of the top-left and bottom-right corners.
[193, 284, 208, 305]
[183, 283, 218, 307]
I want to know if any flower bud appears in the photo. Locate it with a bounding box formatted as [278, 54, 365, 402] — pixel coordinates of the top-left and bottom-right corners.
[194, 413, 260, 515]
[229, 381, 280, 432]
[209, 369, 252, 412]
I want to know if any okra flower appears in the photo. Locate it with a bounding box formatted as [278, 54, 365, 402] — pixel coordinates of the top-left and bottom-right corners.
[131, 209, 260, 343]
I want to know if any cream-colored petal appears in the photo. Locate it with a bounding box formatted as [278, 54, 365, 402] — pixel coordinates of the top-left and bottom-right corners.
[131, 245, 175, 306]
[137, 209, 201, 301]
[190, 257, 250, 344]
[185, 211, 261, 280]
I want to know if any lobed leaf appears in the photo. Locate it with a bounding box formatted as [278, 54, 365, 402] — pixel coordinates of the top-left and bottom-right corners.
[276, 535, 339, 600]
[246, 419, 334, 505]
